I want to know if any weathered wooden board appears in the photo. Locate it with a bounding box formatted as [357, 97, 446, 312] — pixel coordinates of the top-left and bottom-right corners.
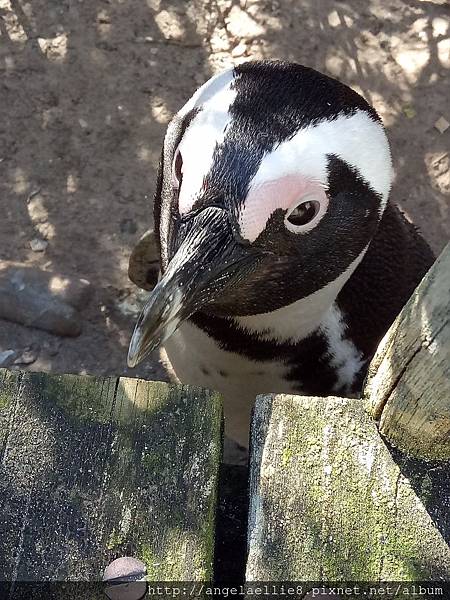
[0, 369, 222, 585]
[364, 242, 450, 460]
[247, 394, 450, 581]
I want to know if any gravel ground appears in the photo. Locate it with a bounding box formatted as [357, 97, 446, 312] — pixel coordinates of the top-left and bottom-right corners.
[0, 0, 449, 379]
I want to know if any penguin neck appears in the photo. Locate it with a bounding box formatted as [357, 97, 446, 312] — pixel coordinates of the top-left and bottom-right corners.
[232, 248, 368, 343]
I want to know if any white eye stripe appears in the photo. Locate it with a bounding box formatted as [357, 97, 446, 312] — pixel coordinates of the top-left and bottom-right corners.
[176, 70, 238, 215]
[250, 110, 392, 211]
[237, 109, 391, 242]
[179, 68, 235, 117]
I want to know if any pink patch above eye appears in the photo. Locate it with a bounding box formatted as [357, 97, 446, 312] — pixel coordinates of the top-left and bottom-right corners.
[238, 174, 328, 242]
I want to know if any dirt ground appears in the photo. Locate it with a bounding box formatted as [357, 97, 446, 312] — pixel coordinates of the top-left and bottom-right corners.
[0, 0, 449, 381]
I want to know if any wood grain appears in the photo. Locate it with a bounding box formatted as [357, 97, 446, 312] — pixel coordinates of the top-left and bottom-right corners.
[247, 394, 450, 581]
[364, 243, 450, 460]
[0, 369, 222, 583]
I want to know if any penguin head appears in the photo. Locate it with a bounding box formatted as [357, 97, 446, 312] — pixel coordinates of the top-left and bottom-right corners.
[128, 60, 392, 367]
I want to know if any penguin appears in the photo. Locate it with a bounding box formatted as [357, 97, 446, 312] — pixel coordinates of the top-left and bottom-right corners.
[127, 60, 434, 449]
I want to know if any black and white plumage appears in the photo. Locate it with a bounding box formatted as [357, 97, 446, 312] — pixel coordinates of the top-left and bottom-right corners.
[128, 60, 434, 446]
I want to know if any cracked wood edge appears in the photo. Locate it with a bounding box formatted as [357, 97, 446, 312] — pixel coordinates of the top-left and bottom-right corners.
[246, 394, 450, 581]
[363, 242, 450, 460]
[0, 369, 222, 582]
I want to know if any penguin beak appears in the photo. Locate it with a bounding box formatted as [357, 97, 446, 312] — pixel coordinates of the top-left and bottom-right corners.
[128, 206, 255, 368]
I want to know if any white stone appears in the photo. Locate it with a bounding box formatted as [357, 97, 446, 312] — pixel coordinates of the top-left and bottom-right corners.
[435, 116, 450, 134]
[392, 44, 430, 83]
[29, 238, 48, 252]
[231, 42, 248, 57]
[225, 5, 264, 39]
[327, 10, 341, 28]
[438, 38, 450, 68]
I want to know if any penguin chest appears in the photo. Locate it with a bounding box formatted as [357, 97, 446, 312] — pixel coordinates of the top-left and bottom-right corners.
[163, 304, 365, 447]
[164, 303, 366, 398]
[163, 321, 296, 402]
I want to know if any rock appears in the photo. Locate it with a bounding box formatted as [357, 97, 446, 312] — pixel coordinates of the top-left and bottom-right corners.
[435, 116, 450, 134]
[0, 296, 81, 337]
[154, 9, 185, 41]
[327, 10, 341, 28]
[0, 350, 19, 368]
[104, 578, 147, 600]
[392, 43, 429, 83]
[103, 557, 147, 600]
[0, 263, 85, 336]
[14, 344, 40, 366]
[29, 238, 48, 252]
[437, 39, 450, 69]
[231, 42, 248, 58]
[37, 33, 68, 62]
[0, 262, 92, 310]
[225, 6, 265, 40]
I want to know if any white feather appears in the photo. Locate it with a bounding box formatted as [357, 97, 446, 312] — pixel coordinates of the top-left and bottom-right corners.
[250, 110, 392, 211]
[319, 304, 365, 392]
[234, 248, 367, 343]
[179, 67, 235, 116]
[164, 320, 295, 446]
[176, 69, 237, 214]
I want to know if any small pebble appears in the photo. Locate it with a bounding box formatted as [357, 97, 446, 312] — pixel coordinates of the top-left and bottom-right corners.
[231, 42, 248, 57]
[103, 556, 147, 581]
[0, 349, 19, 368]
[29, 238, 48, 252]
[434, 116, 449, 134]
[103, 557, 147, 600]
[14, 344, 40, 366]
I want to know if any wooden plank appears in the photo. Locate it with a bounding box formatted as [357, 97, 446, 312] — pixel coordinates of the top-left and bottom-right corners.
[0, 369, 222, 583]
[246, 394, 450, 581]
[364, 242, 450, 460]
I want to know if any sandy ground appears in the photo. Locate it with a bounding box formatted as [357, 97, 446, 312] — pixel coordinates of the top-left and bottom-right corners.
[0, 0, 449, 380]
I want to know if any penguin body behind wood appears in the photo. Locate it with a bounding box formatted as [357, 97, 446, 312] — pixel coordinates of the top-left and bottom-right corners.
[128, 60, 434, 448]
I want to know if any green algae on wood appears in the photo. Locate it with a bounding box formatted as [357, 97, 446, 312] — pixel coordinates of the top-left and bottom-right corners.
[0, 368, 222, 581]
[364, 243, 450, 461]
[0, 369, 22, 451]
[0, 368, 20, 410]
[32, 370, 118, 423]
[247, 394, 450, 581]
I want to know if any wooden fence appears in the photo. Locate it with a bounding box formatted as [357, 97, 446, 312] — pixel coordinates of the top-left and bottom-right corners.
[0, 244, 448, 590]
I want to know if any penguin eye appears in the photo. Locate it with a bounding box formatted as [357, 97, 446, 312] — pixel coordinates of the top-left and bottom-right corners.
[172, 148, 183, 189]
[287, 200, 319, 225]
[285, 197, 324, 233]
